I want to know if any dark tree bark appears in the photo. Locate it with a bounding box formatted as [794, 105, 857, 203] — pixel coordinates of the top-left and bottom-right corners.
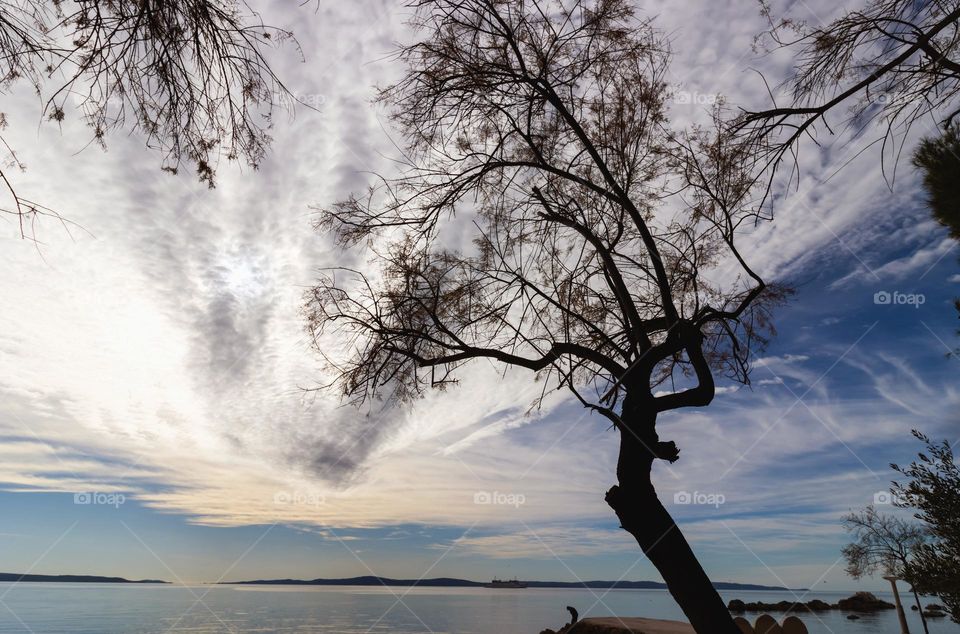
[911, 586, 931, 634]
[606, 391, 740, 634]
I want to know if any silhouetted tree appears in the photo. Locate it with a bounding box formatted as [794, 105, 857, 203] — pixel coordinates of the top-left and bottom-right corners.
[912, 127, 960, 341]
[0, 0, 294, 235]
[893, 431, 960, 623]
[842, 505, 930, 633]
[913, 127, 960, 243]
[306, 1, 788, 632]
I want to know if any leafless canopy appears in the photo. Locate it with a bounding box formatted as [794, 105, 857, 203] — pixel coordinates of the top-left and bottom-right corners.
[741, 0, 960, 187]
[0, 0, 294, 234]
[307, 0, 789, 425]
[842, 505, 928, 580]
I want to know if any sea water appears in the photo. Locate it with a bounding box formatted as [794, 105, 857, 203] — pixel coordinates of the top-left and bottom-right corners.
[0, 583, 953, 633]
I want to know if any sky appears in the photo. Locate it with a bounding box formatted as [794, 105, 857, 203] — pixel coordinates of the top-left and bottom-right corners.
[0, 0, 958, 592]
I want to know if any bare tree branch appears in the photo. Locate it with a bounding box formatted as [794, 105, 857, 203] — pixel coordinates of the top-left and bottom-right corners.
[0, 0, 297, 235]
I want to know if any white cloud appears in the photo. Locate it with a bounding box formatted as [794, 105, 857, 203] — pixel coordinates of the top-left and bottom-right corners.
[451, 527, 638, 559]
[713, 386, 741, 395]
[831, 237, 957, 288]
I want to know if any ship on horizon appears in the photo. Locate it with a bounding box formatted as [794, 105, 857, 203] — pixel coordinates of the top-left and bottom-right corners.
[484, 578, 527, 589]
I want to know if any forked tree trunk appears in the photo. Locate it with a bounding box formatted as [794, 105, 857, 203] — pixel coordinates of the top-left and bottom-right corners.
[607, 401, 740, 634]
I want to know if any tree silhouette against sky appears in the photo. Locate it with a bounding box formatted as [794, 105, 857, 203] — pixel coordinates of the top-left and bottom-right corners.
[842, 505, 931, 634]
[307, 1, 788, 631]
[894, 432, 960, 623]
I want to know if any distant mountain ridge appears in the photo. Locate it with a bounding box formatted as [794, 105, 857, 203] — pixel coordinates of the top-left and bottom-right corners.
[0, 573, 167, 584]
[0, 572, 800, 591]
[223, 575, 803, 592]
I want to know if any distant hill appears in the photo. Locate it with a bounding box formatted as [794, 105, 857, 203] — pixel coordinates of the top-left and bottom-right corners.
[223, 575, 802, 592]
[227, 576, 483, 587]
[0, 573, 167, 584]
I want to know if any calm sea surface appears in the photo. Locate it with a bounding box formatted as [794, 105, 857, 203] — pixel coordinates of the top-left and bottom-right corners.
[0, 583, 954, 633]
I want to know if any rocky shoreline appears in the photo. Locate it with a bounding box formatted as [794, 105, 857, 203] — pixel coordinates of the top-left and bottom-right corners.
[727, 591, 895, 613]
[537, 592, 934, 633]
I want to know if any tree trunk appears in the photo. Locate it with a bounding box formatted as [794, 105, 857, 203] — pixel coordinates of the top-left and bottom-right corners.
[910, 586, 929, 634]
[607, 399, 740, 634]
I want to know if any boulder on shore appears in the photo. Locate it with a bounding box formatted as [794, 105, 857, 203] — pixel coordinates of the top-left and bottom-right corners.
[836, 592, 895, 612]
[727, 598, 831, 613]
